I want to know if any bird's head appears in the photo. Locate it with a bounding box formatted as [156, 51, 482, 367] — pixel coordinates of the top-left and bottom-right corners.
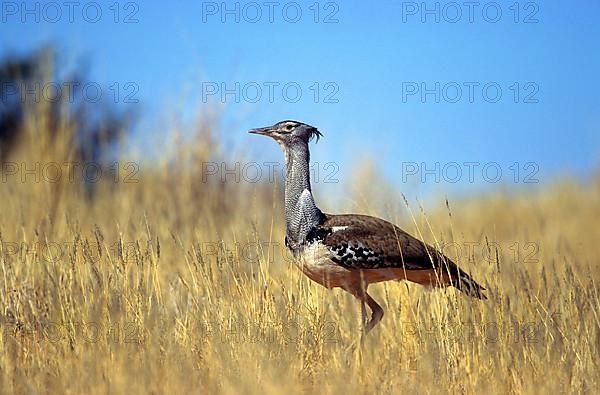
[248, 120, 323, 149]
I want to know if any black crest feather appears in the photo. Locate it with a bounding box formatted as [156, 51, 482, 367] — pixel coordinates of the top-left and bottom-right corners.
[309, 127, 323, 143]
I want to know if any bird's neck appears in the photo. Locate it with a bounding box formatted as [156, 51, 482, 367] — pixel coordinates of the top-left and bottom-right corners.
[283, 143, 322, 249]
[284, 144, 312, 207]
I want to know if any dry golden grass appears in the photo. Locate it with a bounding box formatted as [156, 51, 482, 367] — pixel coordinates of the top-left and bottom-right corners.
[0, 103, 598, 394]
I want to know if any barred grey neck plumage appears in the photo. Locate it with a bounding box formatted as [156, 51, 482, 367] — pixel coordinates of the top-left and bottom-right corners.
[283, 141, 323, 252]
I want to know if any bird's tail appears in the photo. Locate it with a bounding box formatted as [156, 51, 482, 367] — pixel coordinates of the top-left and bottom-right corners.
[451, 269, 487, 300]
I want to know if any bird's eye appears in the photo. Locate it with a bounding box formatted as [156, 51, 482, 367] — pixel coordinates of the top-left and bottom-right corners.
[285, 124, 293, 131]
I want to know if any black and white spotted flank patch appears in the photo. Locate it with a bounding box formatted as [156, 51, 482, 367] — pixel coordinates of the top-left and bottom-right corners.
[305, 226, 332, 245]
[327, 241, 385, 269]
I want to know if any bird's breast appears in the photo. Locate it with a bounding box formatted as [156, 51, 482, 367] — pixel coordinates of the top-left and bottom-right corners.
[295, 242, 352, 289]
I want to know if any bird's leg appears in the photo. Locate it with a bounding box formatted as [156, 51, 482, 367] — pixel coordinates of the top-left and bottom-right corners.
[364, 293, 384, 334]
[358, 277, 370, 332]
[361, 301, 368, 330]
[346, 284, 384, 335]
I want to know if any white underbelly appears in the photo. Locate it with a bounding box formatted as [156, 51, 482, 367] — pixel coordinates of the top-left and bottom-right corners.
[295, 243, 351, 289]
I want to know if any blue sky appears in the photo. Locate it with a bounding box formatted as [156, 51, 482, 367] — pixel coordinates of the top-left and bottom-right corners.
[2, 0, 599, 197]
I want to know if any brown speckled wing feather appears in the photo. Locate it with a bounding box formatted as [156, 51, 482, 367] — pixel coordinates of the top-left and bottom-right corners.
[319, 214, 454, 272]
[315, 213, 486, 299]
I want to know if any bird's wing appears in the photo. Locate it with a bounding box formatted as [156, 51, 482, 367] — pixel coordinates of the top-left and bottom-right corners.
[314, 213, 452, 271]
[308, 214, 487, 299]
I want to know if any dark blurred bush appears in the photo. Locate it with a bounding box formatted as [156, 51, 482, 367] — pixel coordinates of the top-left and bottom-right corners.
[0, 46, 136, 196]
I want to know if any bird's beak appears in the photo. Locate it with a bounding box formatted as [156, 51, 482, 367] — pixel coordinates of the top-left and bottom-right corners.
[248, 126, 273, 136]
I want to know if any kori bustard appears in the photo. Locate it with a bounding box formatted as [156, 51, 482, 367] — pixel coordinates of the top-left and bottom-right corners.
[249, 120, 486, 333]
